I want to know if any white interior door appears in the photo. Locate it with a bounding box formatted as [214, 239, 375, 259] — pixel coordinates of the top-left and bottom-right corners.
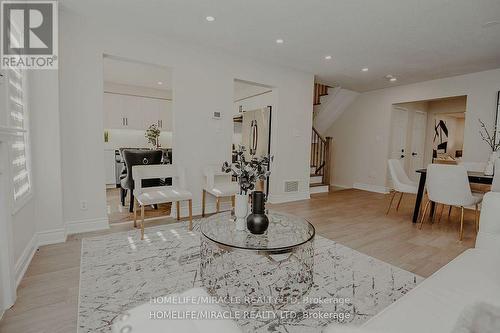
[409, 111, 427, 181]
[390, 107, 409, 164]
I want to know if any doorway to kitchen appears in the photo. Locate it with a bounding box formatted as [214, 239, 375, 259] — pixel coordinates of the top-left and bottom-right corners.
[389, 96, 467, 182]
[102, 55, 174, 224]
[232, 79, 274, 196]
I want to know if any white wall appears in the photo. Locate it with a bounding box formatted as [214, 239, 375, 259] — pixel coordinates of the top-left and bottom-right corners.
[59, 10, 313, 231]
[327, 68, 500, 190]
[29, 70, 66, 245]
[104, 82, 172, 100]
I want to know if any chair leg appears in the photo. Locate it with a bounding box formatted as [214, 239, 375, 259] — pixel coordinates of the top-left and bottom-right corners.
[459, 206, 465, 241]
[419, 200, 431, 230]
[141, 205, 145, 240]
[448, 205, 452, 219]
[129, 192, 134, 213]
[133, 198, 137, 228]
[202, 190, 206, 217]
[386, 191, 397, 215]
[176, 201, 180, 220]
[121, 188, 127, 206]
[396, 192, 404, 211]
[216, 197, 220, 213]
[188, 199, 193, 231]
[438, 204, 444, 223]
[475, 204, 479, 234]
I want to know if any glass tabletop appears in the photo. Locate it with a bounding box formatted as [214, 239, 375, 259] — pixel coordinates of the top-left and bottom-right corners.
[200, 211, 315, 251]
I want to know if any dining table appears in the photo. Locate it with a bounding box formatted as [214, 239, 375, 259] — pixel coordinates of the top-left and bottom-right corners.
[412, 168, 494, 223]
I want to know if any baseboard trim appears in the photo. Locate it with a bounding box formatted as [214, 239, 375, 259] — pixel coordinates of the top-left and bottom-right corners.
[14, 233, 38, 287]
[37, 228, 67, 246]
[353, 183, 390, 194]
[66, 217, 109, 235]
[331, 183, 352, 189]
[268, 191, 310, 204]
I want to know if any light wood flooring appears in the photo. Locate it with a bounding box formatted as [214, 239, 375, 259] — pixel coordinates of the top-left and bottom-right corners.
[0, 189, 476, 333]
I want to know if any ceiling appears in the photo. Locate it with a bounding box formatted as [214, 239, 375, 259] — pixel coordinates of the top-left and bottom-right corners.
[103, 56, 173, 91]
[64, 0, 500, 92]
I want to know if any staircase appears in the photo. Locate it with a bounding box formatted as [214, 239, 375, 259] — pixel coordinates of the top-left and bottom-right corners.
[310, 127, 331, 194]
[313, 83, 330, 106]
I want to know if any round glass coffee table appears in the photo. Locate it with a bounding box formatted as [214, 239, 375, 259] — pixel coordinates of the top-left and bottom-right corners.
[200, 211, 315, 308]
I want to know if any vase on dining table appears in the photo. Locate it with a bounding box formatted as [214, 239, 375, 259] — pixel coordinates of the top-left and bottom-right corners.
[234, 194, 248, 231]
[484, 151, 499, 176]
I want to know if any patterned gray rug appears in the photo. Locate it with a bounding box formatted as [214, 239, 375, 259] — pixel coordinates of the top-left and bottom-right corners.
[78, 218, 422, 332]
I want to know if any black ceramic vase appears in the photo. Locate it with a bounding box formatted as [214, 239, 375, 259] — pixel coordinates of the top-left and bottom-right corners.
[247, 191, 269, 234]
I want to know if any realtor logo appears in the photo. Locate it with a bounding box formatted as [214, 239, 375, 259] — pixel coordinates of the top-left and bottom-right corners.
[1, 0, 58, 69]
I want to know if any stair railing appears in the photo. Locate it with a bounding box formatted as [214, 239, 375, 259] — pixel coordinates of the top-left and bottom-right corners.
[311, 127, 332, 186]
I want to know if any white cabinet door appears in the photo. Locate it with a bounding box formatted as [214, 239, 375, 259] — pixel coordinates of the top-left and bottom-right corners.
[121, 94, 141, 129]
[158, 100, 172, 131]
[103, 93, 127, 128]
[139, 96, 159, 130]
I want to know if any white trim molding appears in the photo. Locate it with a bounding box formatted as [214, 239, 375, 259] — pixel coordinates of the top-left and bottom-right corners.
[353, 182, 390, 194]
[66, 217, 110, 235]
[268, 191, 310, 204]
[14, 233, 37, 287]
[37, 228, 67, 246]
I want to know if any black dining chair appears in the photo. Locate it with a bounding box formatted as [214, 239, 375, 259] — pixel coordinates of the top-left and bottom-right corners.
[120, 149, 163, 212]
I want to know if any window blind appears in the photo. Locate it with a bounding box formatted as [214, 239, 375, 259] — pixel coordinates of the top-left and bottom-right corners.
[7, 68, 31, 201]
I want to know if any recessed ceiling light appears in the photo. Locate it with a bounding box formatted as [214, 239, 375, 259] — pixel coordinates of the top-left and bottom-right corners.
[325, 55, 332, 60]
[276, 39, 284, 44]
[205, 16, 215, 22]
[157, 81, 163, 85]
[362, 68, 369, 72]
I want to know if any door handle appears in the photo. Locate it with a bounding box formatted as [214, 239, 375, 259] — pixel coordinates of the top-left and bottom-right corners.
[412, 152, 417, 156]
[400, 155, 405, 158]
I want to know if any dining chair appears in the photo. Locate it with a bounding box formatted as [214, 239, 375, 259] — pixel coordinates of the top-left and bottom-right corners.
[492, 158, 500, 192]
[121, 149, 163, 212]
[419, 164, 482, 240]
[132, 164, 193, 240]
[202, 164, 239, 217]
[386, 159, 418, 215]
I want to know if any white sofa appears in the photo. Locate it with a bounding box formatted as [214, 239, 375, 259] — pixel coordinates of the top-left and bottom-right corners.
[326, 191, 500, 333]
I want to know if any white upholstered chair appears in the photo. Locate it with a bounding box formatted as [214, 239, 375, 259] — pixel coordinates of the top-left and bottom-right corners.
[386, 159, 418, 215]
[476, 192, 500, 254]
[420, 164, 482, 240]
[202, 165, 238, 217]
[492, 158, 500, 192]
[133, 164, 193, 239]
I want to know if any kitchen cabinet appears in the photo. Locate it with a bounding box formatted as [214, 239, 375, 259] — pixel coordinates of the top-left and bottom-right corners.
[103, 92, 172, 130]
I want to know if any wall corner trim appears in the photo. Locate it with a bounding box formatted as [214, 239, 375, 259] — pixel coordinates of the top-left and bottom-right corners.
[14, 234, 38, 287]
[268, 191, 310, 204]
[353, 183, 390, 194]
[66, 217, 110, 235]
[37, 228, 67, 246]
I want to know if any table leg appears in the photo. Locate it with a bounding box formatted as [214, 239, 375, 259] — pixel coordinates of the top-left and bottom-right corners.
[413, 172, 426, 223]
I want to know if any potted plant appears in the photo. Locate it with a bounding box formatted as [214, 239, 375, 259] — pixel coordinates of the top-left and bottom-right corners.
[222, 146, 272, 231]
[145, 124, 161, 149]
[478, 119, 500, 175]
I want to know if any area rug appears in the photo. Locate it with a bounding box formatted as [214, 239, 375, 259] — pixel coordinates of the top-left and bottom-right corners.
[78, 218, 423, 332]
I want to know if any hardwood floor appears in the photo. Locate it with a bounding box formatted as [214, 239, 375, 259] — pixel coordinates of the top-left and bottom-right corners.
[0, 189, 475, 333]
